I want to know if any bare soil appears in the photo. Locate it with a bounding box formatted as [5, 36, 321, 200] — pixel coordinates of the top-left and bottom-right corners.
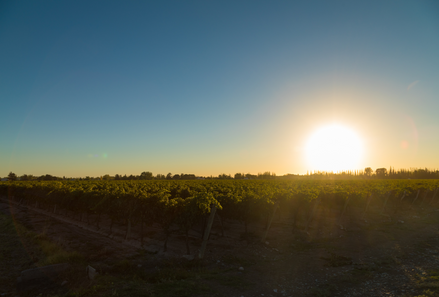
[1, 196, 439, 297]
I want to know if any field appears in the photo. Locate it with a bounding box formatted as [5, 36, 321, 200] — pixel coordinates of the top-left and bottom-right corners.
[1, 179, 439, 296]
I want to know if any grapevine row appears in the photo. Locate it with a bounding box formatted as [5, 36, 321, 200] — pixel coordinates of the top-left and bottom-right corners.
[1, 179, 438, 253]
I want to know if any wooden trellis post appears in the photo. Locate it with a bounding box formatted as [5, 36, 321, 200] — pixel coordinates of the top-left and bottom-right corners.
[381, 191, 392, 215]
[199, 205, 217, 259]
[361, 194, 373, 219]
[428, 188, 439, 205]
[305, 198, 321, 233]
[394, 191, 406, 214]
[411, 190, 421, 206]
[262, 201, 280, 242]
[419, 191, 429, 208]
[337, 197, 351, 227]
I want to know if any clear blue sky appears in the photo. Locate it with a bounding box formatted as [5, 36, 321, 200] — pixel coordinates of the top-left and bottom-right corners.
[1, 0, 439, 177]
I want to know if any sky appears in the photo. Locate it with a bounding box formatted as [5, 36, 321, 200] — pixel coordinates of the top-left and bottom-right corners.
[1, 0, 439, 177]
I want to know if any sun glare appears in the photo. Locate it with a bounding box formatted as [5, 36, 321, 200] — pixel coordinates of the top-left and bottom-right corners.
[305, 124, 363, 172]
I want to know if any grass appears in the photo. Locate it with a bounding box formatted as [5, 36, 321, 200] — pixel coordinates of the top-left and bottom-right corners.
[415, 270, 439, 292]
[239, 231, 259, 242]
[36, 237, 84, 266]
[1, 213, 84, 266]
[415, 239, 437, 251]
[55, 259, 240, 297]
[108, 259, 141, 275]
[0, 214, 29, 292]
[413, 289, 438, 297]
[154, 280, 213, 297]
[419, 215, 439, 225]
[399, 270, 439, 297]
[204, 268, 251, 289]
[149, 267, 195, 283]
[221, 253, 255, 266]
[214, 274, 250, 288]
[320, 252, 352, 267]
[0, 213, 87, 297]
[54, 254, 254, 297]
[290, 240, 316, 251]
[309, 284, 338, 297]
[349, 267, 373, 282]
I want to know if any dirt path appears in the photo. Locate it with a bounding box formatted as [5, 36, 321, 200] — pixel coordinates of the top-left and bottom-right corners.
[1, 197, 439, 297]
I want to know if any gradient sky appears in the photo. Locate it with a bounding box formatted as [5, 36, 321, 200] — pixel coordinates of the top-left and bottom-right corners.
[1, 0, 439, 177]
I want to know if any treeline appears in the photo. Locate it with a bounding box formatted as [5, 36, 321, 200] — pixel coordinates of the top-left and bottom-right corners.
[3, 168, 439, 182]
[114, 172, 197, 180]
[5, 173, 63, 181]
[306, 167, 439, 180]
[3, 172, 199, 181]
[386, 167, 439, 179]
[3, 171, 278, 181]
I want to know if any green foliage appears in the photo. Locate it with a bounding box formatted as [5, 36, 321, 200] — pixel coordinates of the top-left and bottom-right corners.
[8, 172, 17, 181]
[0, 179, 438, 242]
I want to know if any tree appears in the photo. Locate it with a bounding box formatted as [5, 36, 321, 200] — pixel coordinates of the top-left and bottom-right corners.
[38, 174, 55, 181]
[218, 174, 232, 179]
[20, 174, 33, 181]
[102, 174, 111, 180]
[364, 167, 373, 177]
[257, 171, 275, 179]
[140, 171, 153, 180]
[180, 174, 196, 180]
[245, 173, 256, 179]
[8, 172, 17, 181]
[166, 173, 172, 180]
[376, 168, 387, 177]
[234, 173, 244, 179]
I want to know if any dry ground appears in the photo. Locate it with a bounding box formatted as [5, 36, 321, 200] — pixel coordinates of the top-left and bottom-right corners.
[1, 196, 439, 297]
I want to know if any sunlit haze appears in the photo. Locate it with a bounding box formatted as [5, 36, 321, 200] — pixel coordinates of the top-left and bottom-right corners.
[1, 1, 439, 177]
[306, 124, 363, 173]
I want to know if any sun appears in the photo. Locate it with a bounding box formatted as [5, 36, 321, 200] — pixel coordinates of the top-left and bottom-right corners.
[305, 124, 363, 172]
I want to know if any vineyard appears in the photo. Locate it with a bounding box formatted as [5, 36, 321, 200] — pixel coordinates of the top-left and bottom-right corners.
[1, 179, 439, 257]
